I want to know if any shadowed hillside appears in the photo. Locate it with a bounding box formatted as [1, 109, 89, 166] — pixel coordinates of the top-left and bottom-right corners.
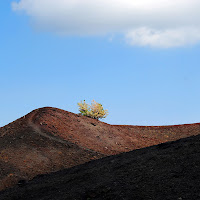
[1, 134, 200, 200]
[1, 107, 200, 191]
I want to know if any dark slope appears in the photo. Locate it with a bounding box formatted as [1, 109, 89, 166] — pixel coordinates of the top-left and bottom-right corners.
[1, 134, 200, 200]
[1, 107, 200, 191]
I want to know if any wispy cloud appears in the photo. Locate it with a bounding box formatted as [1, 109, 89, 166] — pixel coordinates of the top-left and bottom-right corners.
[12, 0, 200, 48]
[125, 27, 200, 48]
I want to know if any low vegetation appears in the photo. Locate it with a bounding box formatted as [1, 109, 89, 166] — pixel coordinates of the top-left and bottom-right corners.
[77, 100, 108, 120]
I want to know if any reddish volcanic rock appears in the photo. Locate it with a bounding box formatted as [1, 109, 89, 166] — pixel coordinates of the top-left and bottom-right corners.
[27, 107, 200, 155]
[0, 107, 200, 191]
[1, 134, 200, 200]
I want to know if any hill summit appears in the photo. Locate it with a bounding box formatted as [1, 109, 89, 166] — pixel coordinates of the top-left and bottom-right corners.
[1, 107, 200, 191]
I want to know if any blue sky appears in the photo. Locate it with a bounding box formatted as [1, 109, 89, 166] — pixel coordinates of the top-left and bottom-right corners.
[1, 0, 200, 127]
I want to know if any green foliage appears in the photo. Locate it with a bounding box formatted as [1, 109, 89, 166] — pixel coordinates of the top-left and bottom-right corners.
[77, 100, 108, 120]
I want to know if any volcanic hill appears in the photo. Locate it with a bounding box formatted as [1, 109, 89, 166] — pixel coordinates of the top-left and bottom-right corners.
[1, 134, 200, 200]
[0, 107, 200, 191]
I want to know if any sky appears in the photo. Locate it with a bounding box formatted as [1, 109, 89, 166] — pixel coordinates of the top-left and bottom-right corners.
[1, 0, 200, 127]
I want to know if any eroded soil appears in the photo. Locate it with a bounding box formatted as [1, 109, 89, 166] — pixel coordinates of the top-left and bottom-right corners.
[0, 107, 200, 191]
[1, 134, 200, 200]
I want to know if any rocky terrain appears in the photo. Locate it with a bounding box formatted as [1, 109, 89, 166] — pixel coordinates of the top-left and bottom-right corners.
[1, 134, 200, 200]
[0, 107, 200, 193]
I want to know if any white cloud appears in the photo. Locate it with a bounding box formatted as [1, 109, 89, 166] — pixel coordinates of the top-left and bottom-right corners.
[125, 27, 200, 48]
[12, 0, 200, 48]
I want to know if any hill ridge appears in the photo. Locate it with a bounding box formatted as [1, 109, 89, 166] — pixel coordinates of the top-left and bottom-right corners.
[1, 106, 200, 191]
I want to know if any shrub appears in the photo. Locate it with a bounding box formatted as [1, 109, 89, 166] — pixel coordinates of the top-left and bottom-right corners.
[77, 100, 108, 120]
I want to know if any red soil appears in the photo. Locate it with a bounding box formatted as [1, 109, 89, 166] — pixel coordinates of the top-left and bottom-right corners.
[1, 134, 200, 200]
[0, 107, 200, 191]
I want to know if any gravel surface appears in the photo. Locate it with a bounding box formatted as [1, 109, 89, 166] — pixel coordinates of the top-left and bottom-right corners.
[1, 134, 200, 200]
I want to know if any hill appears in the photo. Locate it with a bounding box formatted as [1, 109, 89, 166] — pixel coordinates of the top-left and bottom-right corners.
[1, 134, 200, 200]
[1, 107, 200, 191]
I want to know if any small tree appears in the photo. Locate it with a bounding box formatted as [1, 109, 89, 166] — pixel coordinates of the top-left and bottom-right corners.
[77, 100, 108, 120]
